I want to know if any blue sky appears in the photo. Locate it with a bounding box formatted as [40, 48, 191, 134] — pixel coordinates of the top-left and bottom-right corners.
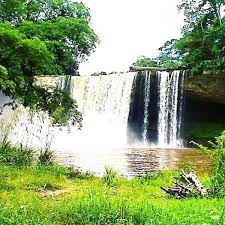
[79, 0, 184, 74]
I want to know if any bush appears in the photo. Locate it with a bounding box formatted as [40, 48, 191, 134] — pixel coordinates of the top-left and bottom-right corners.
[196, 131, 225, 198]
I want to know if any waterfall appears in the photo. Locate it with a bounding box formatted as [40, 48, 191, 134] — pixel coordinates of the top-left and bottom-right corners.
[142, 71, 151, 145]
[0, 70, 185, 152]
[52, 73, 136, 150]
[128, 70, 185, 148]
[157, 70, 184, 148]
[157, 71, 169, 147]
[0, 100, 52, 149]
[177, 71, 186, 145]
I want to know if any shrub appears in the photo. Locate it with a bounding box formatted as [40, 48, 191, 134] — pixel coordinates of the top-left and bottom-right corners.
[195, 131, 225, 198]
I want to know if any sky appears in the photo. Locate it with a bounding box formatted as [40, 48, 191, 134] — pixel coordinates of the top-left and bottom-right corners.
[79, 0, 184, 74]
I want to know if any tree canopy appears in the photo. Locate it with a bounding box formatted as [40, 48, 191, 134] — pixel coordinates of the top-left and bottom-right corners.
[157, 39, 183, 69]
[173, 0, 225, 74]
[132, 56, 157, 68]
[0, 0, 98, 125]
[146, 0, 225, 74]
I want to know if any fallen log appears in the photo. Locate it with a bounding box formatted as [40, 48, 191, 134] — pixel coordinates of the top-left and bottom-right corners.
[161, 170, 209, 199]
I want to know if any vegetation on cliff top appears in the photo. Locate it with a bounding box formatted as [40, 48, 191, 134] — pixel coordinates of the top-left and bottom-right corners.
[173, 0, 225, 74]
[134, 0, 225, 74]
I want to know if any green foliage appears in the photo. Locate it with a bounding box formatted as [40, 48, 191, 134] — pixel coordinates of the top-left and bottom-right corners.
[0, 0, 91, 25]
[0, 0, 98, 125]
[33, 86, 82, 126]
[137, 171, 175, 184]
[158, 0, 225, 74]
[0, 141, 34, 166]
[175, 20, 225, 74]
[184, 122, 225, 139]
[132, 56, 157, 67]
[66, 167, 94, 180]
[26, 182, 61, 191]
[38, 149, 55, 166]
[0, 166, 225, 224]
[177, 0, 224, 34]
[157, 39, 183, 69]
[179, 162, 197, 173]
[103, 166, 118, 188]
[18, 17, 98, 74]
[196, 131, 225, 197]
[0, 1, 98, 75]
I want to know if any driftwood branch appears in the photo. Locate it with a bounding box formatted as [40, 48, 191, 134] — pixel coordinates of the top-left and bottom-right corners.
[161, 170, 209, 199]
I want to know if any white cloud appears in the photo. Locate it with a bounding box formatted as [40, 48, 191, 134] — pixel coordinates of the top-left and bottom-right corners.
[79, 0, 184, 74]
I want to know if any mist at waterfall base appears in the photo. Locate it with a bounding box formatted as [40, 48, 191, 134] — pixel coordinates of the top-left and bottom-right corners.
[54, 71, 185, 150]
[0, 71, 187, 176]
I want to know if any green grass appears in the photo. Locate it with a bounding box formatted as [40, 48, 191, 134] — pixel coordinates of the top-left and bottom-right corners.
[0, 166, 225, 225]
[184, 122, 225, 139]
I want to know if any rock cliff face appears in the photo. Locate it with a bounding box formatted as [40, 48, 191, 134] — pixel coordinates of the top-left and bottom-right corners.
[185, 73, 225, 105]
[183, 73, 225, 145]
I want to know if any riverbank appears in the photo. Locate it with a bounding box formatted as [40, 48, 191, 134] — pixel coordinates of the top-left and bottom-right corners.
[0, 165, 225, 225]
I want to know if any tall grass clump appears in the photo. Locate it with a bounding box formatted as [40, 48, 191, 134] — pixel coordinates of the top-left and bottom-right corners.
[196, 131, 225, 197]
[66, 167, 94, 180]
[0, 141, 34, 166]
[38, 148, 55, 166]
[103, 166, 118, 188]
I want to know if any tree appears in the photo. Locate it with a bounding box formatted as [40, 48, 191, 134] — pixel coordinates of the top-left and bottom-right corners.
[0, 1, 98, 125]
[0, 0, 98, 75]
[0, 22, 82, 125]
[132, 56, 157, 67]
[178, 0, 225, 34]
[0, 1, 91, 25]
[157, 39, 183, 69]
[158, 0, 225, 74]
[18, 18, 98, 74]
[175, 21, 225, 74]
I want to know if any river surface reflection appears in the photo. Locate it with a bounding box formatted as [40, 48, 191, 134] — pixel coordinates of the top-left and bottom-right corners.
[56, 148, 212, 177]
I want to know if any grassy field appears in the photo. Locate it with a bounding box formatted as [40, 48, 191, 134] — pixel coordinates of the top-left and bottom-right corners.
[0, 165, 225, 225]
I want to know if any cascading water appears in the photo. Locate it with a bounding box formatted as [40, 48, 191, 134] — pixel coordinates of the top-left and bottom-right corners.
[177, 71, 185, 143]
[70, 73, 135, 148]
[157, 70, 185, 148]
[142, 71, 151, 145]
[50, 72, 136, 153]
[0, 70, 187, 176]
[157, 71, 170, 147]
[128, 70, 185, 148]
[0, 70, 185, 152]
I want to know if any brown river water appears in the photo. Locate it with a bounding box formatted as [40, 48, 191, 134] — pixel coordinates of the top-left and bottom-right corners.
[56, 148, 212, 177]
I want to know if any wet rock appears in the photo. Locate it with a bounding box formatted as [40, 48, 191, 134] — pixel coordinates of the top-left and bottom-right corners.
[185, 73, 225, 105]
